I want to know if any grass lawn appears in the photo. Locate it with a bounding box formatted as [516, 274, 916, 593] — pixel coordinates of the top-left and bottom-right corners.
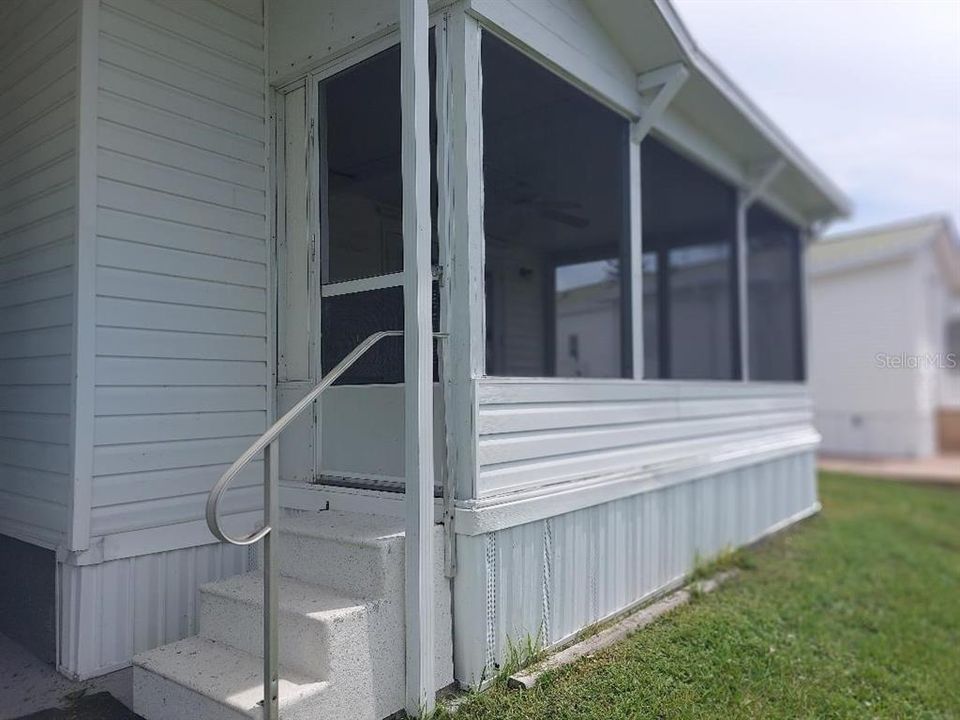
[440, 473, 960, 719]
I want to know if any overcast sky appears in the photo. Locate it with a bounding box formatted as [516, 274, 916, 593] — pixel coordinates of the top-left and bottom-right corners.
[672, 0, 960, 234]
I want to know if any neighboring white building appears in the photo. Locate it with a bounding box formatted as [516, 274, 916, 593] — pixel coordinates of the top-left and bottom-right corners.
[808, 216, 960, 459]
[0, 1, 848, 718]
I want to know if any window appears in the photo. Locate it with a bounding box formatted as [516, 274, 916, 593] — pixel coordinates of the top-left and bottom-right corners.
[317, 41, 438, 384]
[641, 137, 738, 380]
[948, 319, 960, 371]
[481, 33, 630, 378]
[747, 204, 804, 381]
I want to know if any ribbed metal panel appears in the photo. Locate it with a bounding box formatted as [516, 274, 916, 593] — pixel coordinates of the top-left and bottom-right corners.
[59, 542, 249, 679]
[454, 450, 817, 686]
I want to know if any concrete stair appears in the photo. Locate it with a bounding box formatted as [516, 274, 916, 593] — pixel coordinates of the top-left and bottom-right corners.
[133, 511, 452, 720]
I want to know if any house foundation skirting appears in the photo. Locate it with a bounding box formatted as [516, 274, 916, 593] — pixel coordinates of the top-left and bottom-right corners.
[58, 542, 249, 680]
[452, 449, 818, 687]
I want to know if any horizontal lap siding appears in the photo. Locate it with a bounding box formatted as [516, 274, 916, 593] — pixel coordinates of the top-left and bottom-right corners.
[0, 0, 78, 546]
[91, 0, 268, 539]
[476, 380, 816, 497]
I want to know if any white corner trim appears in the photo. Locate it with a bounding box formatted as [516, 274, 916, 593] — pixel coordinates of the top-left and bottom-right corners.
[68, 0, 99, 552]
[454, 430, 820, 535]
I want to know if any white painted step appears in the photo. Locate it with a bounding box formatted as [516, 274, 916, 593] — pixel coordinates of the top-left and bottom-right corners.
[133, 636, 329, 720]
[267, 511, 406, 598]
[198, 571, 385, 679]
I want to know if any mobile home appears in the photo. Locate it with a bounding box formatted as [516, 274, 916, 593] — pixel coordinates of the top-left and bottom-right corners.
[0, 0, 847, 718]
[808, 216, 960, 458]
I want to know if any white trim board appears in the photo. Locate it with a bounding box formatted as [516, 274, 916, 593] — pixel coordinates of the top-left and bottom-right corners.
[455, 431, 820, 535]
[68, 0, 99, 553]
[62, 512, 264, 566]
[281, 482, 445, 520]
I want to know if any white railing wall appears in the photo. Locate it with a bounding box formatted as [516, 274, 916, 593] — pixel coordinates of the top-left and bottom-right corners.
[474, 379, 816, 499]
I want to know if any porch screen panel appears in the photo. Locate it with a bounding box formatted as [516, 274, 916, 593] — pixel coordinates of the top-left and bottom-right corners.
[318, 40, 437, 384]
[747, 204, 804, 381]
[641, 137, 738, 380]
[481, 33, 630, 378]
[320, 283, 440, 384]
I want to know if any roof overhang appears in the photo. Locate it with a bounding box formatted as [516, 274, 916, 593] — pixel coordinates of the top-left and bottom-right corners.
[809, 216, 960, 291]
[585, 0, 852, 227]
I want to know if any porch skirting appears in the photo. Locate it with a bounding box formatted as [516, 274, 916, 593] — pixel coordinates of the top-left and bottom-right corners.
[58, 543, 249, 680]
[452, 449, 818, 687]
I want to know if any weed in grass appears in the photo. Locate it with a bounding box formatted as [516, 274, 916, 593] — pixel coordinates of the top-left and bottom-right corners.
[495, 628, 545, 682]
[691, 546, 754, 581]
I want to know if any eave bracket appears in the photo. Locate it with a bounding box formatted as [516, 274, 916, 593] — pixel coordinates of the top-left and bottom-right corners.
[632, 62, 689, 144]
[741, 158, 787, 210]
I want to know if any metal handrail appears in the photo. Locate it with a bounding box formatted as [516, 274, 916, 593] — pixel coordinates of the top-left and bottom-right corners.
[204, 329, 442, 720]
[205, 329, 404, 544]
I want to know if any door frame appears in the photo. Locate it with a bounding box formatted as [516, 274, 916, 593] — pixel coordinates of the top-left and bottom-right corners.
[271, 21, 448, 496]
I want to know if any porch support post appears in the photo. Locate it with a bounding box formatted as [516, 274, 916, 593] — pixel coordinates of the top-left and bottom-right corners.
[735, 158, 786, 381]
[400, 0, 436, 715]
[446, 10, 484, 504]
[628, 131, 643, 379]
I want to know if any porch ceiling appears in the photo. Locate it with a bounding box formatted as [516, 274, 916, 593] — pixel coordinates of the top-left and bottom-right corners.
[585, 0, 852, 226]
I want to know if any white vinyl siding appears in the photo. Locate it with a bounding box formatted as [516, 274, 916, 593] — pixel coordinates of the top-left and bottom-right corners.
[476, 379, 816, 498]
[91, 0, 268, 540]
[0, 0, 78, 547]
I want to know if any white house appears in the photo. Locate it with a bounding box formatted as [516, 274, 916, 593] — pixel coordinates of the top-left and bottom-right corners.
[0, 1, 848, 718]
[808, 216, 960, 459]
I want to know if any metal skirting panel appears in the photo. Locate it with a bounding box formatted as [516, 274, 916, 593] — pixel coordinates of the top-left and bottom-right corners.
[59, 542, 249, 680]
[453, 450, 817, 687]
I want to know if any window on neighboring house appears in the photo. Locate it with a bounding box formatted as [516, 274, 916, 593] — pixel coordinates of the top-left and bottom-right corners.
[641, 137, 739, 380]
[747, 204, 805, 381]
[481, 32, 630, 378]
[948, 319, 960, 371]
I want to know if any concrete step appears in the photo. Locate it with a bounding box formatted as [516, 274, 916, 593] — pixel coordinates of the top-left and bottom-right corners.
[266, 511, 406, 598]
[135, 511, 455, 720]
[198, 571, 387, 679]
[132, 637, 329, 720]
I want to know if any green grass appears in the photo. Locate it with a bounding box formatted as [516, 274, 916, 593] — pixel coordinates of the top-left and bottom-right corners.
[438, 473, 960, 720]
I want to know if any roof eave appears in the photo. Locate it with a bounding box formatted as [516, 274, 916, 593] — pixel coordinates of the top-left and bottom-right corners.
[652, 0, 853, 223]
